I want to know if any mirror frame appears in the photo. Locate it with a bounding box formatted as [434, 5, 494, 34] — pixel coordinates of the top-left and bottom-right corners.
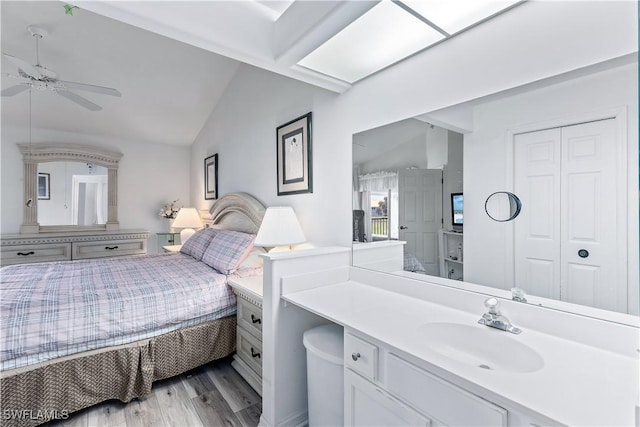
[17, 143, 122, 233]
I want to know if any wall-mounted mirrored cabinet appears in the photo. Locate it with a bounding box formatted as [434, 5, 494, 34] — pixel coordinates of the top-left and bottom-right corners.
[18, 143, 122, 233]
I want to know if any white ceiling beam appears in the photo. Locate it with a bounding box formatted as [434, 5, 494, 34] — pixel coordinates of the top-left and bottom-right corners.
[273, 1, 377, 66]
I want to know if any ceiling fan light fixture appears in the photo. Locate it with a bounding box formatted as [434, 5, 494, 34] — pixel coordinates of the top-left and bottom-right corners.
[1, 25, 121, 110]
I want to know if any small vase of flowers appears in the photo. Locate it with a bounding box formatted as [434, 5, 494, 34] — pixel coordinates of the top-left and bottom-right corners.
[159, 199, 181, 231]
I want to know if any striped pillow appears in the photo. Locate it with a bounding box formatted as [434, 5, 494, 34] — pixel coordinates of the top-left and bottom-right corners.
[202, 230, 256, 274]
[179, 228, 217, 261]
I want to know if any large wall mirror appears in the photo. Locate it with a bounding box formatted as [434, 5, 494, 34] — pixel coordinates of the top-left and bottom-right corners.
[352, 54, 638, 321]
[18, 143, 122, 233]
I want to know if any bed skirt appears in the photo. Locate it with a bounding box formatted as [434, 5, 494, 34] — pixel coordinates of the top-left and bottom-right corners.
[0, 315, 236, 427]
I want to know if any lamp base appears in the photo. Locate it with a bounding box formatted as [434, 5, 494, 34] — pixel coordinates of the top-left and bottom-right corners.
[180, 228, 196, 243]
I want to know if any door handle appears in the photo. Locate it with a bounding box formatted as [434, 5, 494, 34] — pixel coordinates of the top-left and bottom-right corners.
[399, 225, 408, 230]
[578, 249, 589, 258]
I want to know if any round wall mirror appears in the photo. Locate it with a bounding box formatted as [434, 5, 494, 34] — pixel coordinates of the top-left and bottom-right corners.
[485, 192, 522, 222]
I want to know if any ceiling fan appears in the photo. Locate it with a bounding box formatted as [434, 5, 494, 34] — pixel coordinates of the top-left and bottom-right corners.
[1, 26, 121, 111]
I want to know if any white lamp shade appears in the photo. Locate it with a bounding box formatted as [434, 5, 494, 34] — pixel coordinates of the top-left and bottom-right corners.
[255, 207, 306, 247]
[172, 208, 202, 243]
[172, 208, 203, 229]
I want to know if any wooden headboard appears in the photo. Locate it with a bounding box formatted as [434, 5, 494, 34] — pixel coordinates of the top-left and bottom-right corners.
[207, 193, 266, 234]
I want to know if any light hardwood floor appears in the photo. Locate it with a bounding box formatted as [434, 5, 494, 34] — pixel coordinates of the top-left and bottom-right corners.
[47, 357, 261, 427]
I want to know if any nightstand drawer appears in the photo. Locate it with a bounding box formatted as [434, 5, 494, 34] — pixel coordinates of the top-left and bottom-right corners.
[1, 243, 72, 266]
[73, 239, 146, 259]
[237, 298, 263, 338]
[237, 326, 262, 376]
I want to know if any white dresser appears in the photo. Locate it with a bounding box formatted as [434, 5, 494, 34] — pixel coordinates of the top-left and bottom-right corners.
[228, 275, 263, 395]
[0, 229, 150, 267]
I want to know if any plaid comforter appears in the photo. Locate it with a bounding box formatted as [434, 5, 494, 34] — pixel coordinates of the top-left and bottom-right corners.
[0, 253, 237, 371]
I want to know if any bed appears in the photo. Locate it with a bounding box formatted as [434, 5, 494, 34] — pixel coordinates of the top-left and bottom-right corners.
[0, 192, 265, 427]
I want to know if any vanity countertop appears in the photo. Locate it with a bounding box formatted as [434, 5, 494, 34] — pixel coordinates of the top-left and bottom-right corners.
[282, 280, 639, 426]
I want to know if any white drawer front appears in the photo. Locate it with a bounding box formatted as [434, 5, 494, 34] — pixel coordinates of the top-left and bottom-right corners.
[237, 298, 263, 339]
[1, 243, 72, 266]
[386, 353, 507, 426]
[345, 333, 378, 381]
[73, 239, 146, 259]
[237, 326, 262, 376]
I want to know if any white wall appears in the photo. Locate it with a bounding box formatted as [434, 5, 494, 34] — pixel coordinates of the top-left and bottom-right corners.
[463, 62, 638, 312]
[189, 65, 344, 246]
[443, 131, 464, 231]
[0, 126, 191, 253]
[189, 1, 636, 251]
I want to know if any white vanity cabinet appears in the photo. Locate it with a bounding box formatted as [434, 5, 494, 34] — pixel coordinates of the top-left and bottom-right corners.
[345, 369, 432, 426]
[344, 331, 511, 427]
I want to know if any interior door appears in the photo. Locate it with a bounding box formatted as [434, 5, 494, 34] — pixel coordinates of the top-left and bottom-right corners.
[514, 128, 562, 299]
[560, 119, 621, 311]
[399, 169, 442, 275]
[514, 119, 623, 311]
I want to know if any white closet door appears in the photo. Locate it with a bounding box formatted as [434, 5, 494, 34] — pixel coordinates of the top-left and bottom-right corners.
[514, 119, 623, 311]
[399, 169, 442, 276]
[560, 119, 620, 311]
[514, 128, 562, 300]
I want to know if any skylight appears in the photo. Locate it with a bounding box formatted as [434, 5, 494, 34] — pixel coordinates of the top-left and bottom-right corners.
[297, 0, 522, 84]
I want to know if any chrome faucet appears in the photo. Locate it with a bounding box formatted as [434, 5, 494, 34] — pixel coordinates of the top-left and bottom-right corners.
[511, 287, 527, 303]
[478, 297, 522, 334]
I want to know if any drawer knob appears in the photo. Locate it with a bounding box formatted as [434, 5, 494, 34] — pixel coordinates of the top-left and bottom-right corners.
[352, 352, 361, 361]
[251, 314, 262, 324]
[105, 246, 119, 250]
[17, 251, 35, 256]
[251, 347, 261, 359]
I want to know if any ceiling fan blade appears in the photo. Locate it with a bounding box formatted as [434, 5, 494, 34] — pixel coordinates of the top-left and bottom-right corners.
[2, 53, 42, 79]
[58, 80, 121, 97]
[3, 73, 32, 83]
[1, 84, 30, 96]
[55, 90, 102, 111]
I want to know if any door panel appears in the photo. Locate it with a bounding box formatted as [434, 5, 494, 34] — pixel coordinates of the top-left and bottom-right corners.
[399, 170, 443, 276]
[514, 129, 562, 299]
[561, 119, 620, 311]
[514, 119, 624, 312]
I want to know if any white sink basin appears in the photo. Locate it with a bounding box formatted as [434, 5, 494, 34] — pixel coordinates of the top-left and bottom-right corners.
[418, 322, 544, 373]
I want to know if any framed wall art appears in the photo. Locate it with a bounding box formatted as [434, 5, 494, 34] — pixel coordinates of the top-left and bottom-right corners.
[204, 153, 218, 200]
[276, 112, 312, 196]
[37, 173, 50, 200]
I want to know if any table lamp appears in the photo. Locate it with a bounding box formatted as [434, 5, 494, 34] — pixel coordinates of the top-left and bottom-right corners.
[172, 207, 203, 243]
[254, 206, 306, 251]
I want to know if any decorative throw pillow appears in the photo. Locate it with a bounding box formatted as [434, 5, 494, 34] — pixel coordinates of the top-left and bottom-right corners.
[179, 228, 217, 261]
[201, 230, 256, 274]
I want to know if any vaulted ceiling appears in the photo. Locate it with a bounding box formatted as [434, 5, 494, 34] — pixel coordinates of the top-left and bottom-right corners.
[1, 1, 526, 147]
[1, 1, 241, 146]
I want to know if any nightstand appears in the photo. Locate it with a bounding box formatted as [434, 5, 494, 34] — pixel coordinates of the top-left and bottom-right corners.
[156, 232, 181, 253]
[162, 244, 182, 253]
[228, 275, 263, 395]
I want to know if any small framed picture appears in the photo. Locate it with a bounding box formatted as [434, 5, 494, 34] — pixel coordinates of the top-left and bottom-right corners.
[37, 173, 50, 200]
[276, 112, 312, 196]
[204, 153, 218, 200]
